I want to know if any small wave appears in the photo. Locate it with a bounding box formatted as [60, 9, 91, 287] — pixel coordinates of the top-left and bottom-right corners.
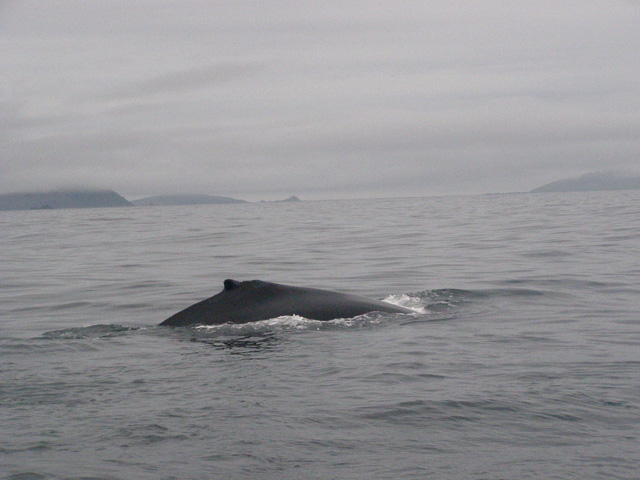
[480, 284, 548, 295]
[116, 423, 188, 446]
[4, 473, 49, 480]
[42, 324, 140, 339]
[522, 249, 572, 258]
[118, 280, 174, 291]
[358, 398, 522, 426]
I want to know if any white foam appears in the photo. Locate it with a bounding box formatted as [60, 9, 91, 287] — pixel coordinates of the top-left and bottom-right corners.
[193, 311, 392, 333]
[383, 294, 428, 314]
[194, 315, 323, 333]
[256, 315, 323, 329]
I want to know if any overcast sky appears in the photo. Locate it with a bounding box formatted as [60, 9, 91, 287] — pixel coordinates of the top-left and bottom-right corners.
[2, 1, 639, 200]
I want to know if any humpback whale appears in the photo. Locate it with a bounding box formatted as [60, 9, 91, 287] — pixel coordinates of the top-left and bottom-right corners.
[160, 279, 413, 327]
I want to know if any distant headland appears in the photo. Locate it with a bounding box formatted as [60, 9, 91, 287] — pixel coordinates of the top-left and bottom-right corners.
[531, 172, 640, 193]
[131, 194, 246, 207]
[259, 196, 301, 203]
[0, 189, 301, 211]
[0, 189, 132, 211]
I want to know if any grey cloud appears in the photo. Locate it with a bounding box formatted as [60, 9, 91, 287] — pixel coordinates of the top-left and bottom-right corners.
[88, 64, 261, 101]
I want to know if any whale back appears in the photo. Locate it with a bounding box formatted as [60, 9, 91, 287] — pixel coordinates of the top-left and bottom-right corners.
[160, 279, 412, 326]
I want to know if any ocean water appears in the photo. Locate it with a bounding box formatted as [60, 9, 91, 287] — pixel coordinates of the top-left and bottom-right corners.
[1, 191, 639, 480]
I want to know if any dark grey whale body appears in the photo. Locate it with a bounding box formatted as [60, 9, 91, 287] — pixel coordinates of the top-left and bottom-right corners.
[160, 279, 413, 327]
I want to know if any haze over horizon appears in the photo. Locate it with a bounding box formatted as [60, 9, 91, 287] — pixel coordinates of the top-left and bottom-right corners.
[2, 1, 639, 201]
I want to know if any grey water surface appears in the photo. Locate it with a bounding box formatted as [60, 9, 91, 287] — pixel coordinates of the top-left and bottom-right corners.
[1, 192, 639, 479]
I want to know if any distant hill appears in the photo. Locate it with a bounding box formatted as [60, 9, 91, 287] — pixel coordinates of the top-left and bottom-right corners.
[531, 172, 640, 193]
[132, 194, 246, 206]
[0, 190, 132, 211]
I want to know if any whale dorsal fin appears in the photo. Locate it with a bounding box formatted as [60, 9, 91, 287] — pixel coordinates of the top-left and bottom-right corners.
[224, 279, 242, 291]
